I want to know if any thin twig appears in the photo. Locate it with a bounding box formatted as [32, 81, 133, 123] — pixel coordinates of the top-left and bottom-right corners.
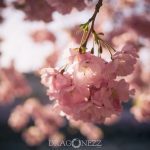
[81, 0, 103, 48]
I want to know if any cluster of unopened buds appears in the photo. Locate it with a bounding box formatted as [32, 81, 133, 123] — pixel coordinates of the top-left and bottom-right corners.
[41, 43, 138, 124]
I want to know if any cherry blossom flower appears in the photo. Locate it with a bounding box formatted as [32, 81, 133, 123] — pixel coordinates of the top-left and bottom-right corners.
[22, 126, 46, 146]
[59, 85, 89, 106]
[72, 52, 106, 86]
[41, 68, 72, 99]
[112, 44, 138, 76]
[8, 105, 29, 131]
[104, 114, 119, 125]
[41, 44, 138, 124]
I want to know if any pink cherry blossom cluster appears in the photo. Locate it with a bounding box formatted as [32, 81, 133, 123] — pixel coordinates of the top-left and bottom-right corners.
[69, 119, 103, 140]
[41, 44, 138, 124]
[8, 98, 65, 145]
[128, 62, 150, 123]
[131, 93, 150, 122]
[11, 0, 93, 22]
[0, 64, 31, 105]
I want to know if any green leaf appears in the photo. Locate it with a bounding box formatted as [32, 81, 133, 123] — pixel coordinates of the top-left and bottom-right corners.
[92, 32, 99, 45]
[79, 22, 89, 32]
[81, 46, 86, 53]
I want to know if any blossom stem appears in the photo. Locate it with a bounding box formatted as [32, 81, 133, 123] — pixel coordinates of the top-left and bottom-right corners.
[81, 0, 103, 48]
